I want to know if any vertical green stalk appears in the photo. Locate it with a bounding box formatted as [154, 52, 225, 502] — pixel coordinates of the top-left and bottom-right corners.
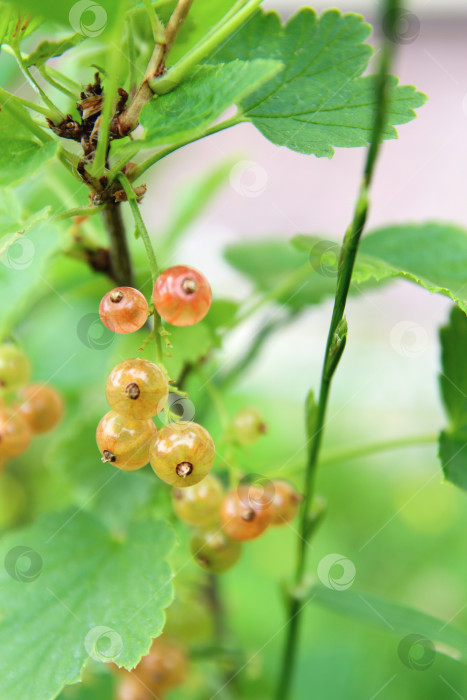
[117, 173, 164, 364]
[274, 2, 400, 698]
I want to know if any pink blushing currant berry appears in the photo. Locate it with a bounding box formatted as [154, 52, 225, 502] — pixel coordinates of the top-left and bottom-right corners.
[152, 266, 212, 327]
[149, 421, 215, 487]
[270, 480, 302, 526]
[99, 287, 149, 334]
[17, 384, 63, 434]
[0, 408, 31, 459]
[96, 410, 156, 470]
[105, 358, 168, 420]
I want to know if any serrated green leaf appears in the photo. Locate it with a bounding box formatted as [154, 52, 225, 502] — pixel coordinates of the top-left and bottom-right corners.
[294, 223, 467, 313]
[439, 306, 467, 490]
[0, 3, 43, 46]
[0, 105, 57, 186]
[25, 34, 84, 66]
[0, 509, 175, 700]
[140, 59, 283, 147]
[311, 585, 467, 664]
[212, 9, 426, 157]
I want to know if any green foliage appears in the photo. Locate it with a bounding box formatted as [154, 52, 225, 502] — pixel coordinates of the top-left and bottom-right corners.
[140, 59, 283, 147]
[0, 509, 175, 700]
[2, 0, 123, 35]
[312, 585, 467, 664]
[211, 8, 426, 157]
[25, 34, 84, 66]
[439, 307, 467, 490]
[295, 222, 467, 313]
[0, 106, 57, 186]
[0, 3, 42, 46]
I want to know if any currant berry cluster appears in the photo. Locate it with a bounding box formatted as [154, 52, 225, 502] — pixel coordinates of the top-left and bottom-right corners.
[113, 637, 188, 700]
[0, 344, 63, 469]
[96, 268, 216, 486]
[173, 475, 302, 574]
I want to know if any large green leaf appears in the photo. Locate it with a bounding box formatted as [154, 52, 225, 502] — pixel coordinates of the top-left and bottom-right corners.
[25, 34, 84, 66]
[211, 9, 426, 157]
[295, 222, 467, 313]
[0, 510, 175, 700]
[312, 585, 467, 664]
[0, 106, 57, 186]
[140, 59, 283, 147]
[439, 307, 467, 490]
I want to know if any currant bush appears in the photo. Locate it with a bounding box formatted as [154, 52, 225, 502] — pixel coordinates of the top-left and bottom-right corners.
[0, 344, 31, 391]
[232, 407, 267, 445]
[152, 265, 212, 326]
[190, 527, 242, 574]
[105, 358, 168, 420]
[96, 410, 156, 470]
[17, 384, 63, 434]
[172, 474, 224, 526]
[219, 485, 273, 541]
[149, 421, 215, 486]
[99, 287, 149, 334]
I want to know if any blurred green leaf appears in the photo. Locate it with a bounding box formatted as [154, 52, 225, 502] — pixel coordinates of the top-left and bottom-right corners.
[295, 222, 467, 313]
[312, 585, 467, 664]
[0, 509, 175, 700]
[163, 159, 234, 247]
[141, 59, 283, 147]
[2, 0, 123, 35]
[0, 3, 43, 46]
[0, 106, 57, 186]
[211, 9, 426, 157]
[25, 34, 84, 66]
[439, 306, 467, 490]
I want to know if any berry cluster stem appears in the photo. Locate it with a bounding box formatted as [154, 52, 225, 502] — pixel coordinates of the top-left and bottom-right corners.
[275, 2, 400, 698]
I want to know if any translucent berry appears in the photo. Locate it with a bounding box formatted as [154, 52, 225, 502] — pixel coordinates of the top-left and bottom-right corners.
[219, 485, 273, 541]
[17, 384, 63, 434]
[99, 287, 148, 334]
[116, 676, 155, 700]
[106, 358, 168, 420]
[173, 474, 223, 526]
[133, 638, 188, 692]
[0, 344, 31, 391]
[190, 527, 241, 574]
[152, 265, 212, 326]
[0, 408, 31, 459]
[270, 479, 302, 526]
[232, 407, 266, 445]
[149, 421, 215, 487]
[96, 410, 156, 470]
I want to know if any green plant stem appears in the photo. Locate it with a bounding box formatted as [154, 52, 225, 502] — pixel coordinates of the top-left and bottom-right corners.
[117, 173, 164, 364]
[0, 85, 55, 119]
[53, 205, 105, 221]
[150, 0, 263, 94]
[47, 66, 81, 93]
[275, 2, 399, 698]
[129, 116, 243, 181]
[275, 432, 439, 478]
[38, 66, 76, 100]
[143, 0, 166, 42]
[91, 20, 125, 178]
[12, 47, 63, 121]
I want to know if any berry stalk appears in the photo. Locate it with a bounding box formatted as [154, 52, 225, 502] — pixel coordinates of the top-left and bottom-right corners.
[275, 1, 401, 697]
